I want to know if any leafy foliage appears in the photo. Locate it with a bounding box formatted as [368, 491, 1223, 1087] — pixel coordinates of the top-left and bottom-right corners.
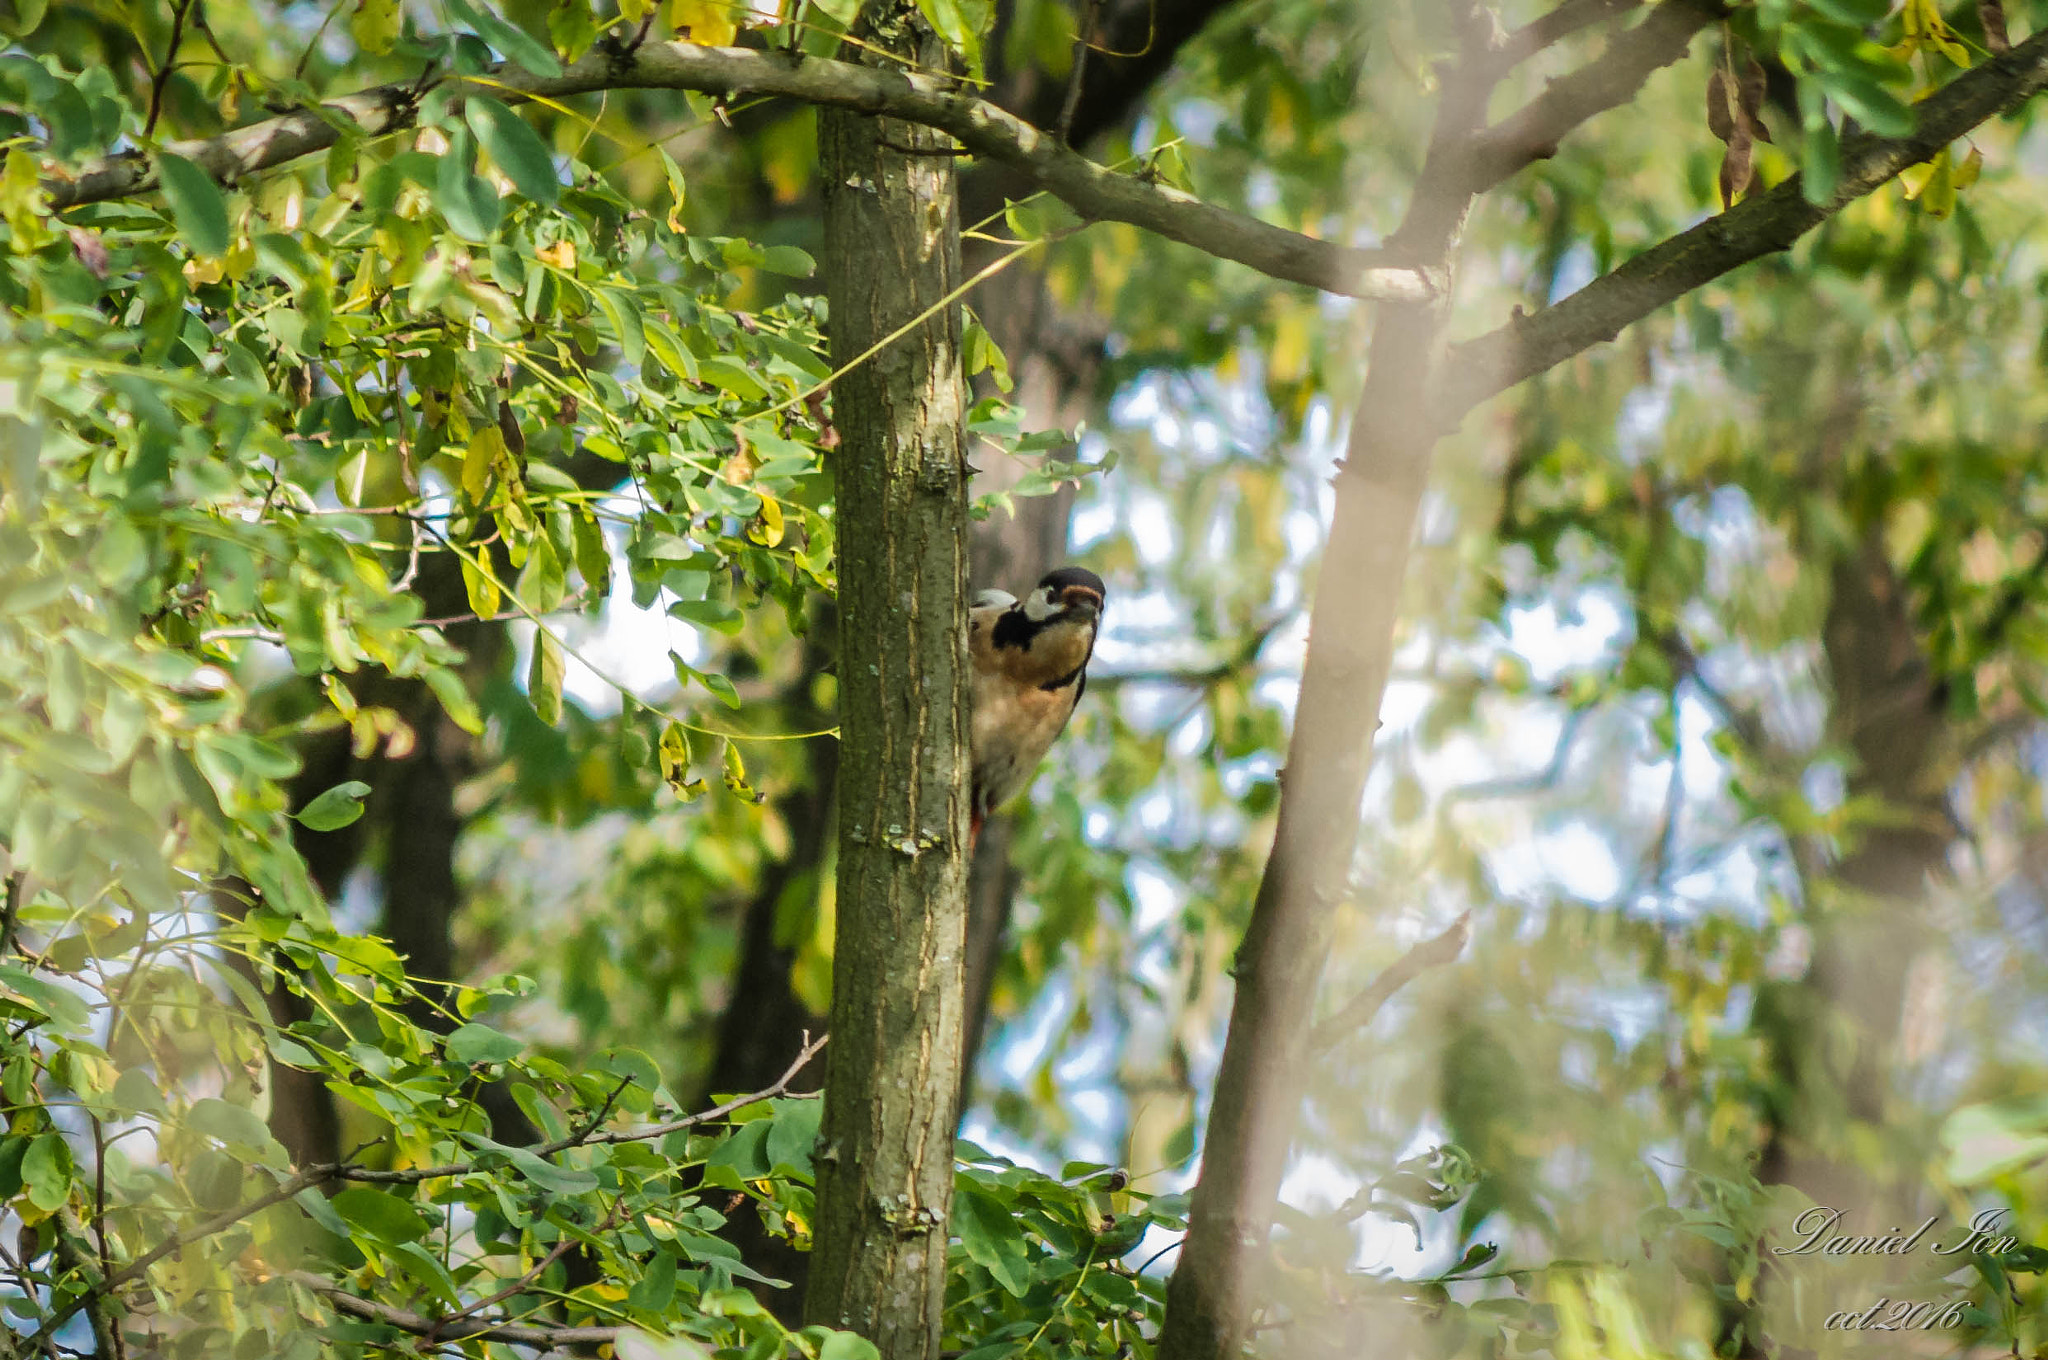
[4, 0, 2048, 1354]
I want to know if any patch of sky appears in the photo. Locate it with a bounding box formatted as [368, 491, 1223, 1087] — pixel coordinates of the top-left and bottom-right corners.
[1549, 243, 1596, 303]
[503, 492, 697, 716]
[998, 976, 1077, 1086]
[1502, 586, 1629, 685]
[1167, 99, 1226, 148]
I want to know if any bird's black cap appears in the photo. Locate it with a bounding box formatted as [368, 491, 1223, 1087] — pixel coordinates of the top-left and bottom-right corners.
[1038, 566, 1106, 599]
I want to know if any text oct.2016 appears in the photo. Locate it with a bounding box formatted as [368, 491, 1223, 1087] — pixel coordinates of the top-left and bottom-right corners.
[1772, 1207, 2022, 1334]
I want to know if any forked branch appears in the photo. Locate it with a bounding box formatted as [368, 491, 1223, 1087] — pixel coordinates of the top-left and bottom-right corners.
[1439, 26, 2048, 420]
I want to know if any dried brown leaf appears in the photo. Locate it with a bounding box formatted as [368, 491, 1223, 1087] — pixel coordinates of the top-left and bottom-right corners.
[1719, 131, 1755, 209]
[1706, 67, 1737, 144]
[1739, 54, 1773, 143]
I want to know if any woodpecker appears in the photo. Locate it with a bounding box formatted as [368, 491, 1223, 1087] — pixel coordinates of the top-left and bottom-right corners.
[968, 566, 1106, 847]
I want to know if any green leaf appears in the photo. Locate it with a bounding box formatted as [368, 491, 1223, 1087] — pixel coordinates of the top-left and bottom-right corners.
[466, 98, 559, 205]
[818, 1334, 882, 1360]
[952, 1185, 1031, 1296]
[188, 1097, 277, 1155]
[112, 1067, 166, 1114]
[627, 1248, 678, 1311]
[296, 780, 372, 832]
[507, 1145, 599, 1194]
[445, 0, 563, 76]
[913, 0, 993, 72]
[447, 1022, 525, 1065]
[528, 630, 564, 724]
[667, 597, 743, 635]
[21, 1132, 71, 1213]
[697, 669, 741, 709]
[706, 1120, 774, 1180]
[435, 133, 503, 242]
[0, 964, 91, 1032]
[592, 287, 647, 369]
[759, 244, 816, 277]
[0, 1137, 29, 1200]
[1801, 119, 1841, 205]
[425, 664, 485, 735]
[331, 1186, 433, 1244]
[698, 357, 766, 400]
[1942, 1100, 2048, 1182]
[765, 1098, 822, 1175]
[615, 1332, 714, 1360]
[157, 154, 229, 258]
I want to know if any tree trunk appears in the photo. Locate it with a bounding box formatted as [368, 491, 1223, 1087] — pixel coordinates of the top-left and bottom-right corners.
[1757, 536, 1948, 1199]
[804, 4, 975, 1353]
[1158, 20, 1497, 1346]
[1157, 295, 1444, 1360]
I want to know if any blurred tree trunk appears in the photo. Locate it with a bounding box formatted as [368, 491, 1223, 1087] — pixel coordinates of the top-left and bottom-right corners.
[1716, 530, 1952, 1356]
[803, 2, 974, 1351]
[1755, 535, 1948, 1204]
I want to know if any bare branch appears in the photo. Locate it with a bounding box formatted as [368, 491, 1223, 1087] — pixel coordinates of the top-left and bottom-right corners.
[1463, 0, 1724, 195]
[282, 1273, 623, 1346]
[42, 42, 1435, 303]
[1438, 28, 2048, 421]
[1497, 0, 1645, 70]
[1308, 912, 1471, 1053]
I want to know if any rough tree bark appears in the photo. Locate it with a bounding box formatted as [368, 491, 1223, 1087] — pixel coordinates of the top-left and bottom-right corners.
[803, 2, 975, 1352]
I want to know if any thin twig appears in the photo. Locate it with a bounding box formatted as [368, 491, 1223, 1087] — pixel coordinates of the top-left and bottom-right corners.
[1308, 913, 1471, 1053]
[1056, 0, 1106, 146]
[145, 0, 197, 136]
[424, 1198, 625, 1340]
[21, 1035, 827, 1349]
[1497, 0, 1643, 70]
[293, 0, 346, 80]
[283, 1273, 623, 1346]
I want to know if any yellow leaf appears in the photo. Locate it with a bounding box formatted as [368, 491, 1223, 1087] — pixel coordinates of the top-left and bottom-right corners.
[463, 426, 507, 501]
[536, 238, 576, 270]
[223, 234, 256, 281]
[1, 148, 51, 251]
[182, 255, 224, 286]
[350, 0, 401, 54]
[460, 556, 500, 620]
[1912, 147, 1957, 218]
[663, 154, 688, 232]
[258, 173, 304, 231]
[659, 721, 705, 800]
[1954, 144, 1984, 191]
[671, 0, 737, 45]
[619, 0, 651, 23]
[1899, 150, 1943, 201]
[749, 495, 785, 547]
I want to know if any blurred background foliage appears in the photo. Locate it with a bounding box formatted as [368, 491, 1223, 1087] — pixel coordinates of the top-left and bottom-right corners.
[5, 0, 2048, 1354]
